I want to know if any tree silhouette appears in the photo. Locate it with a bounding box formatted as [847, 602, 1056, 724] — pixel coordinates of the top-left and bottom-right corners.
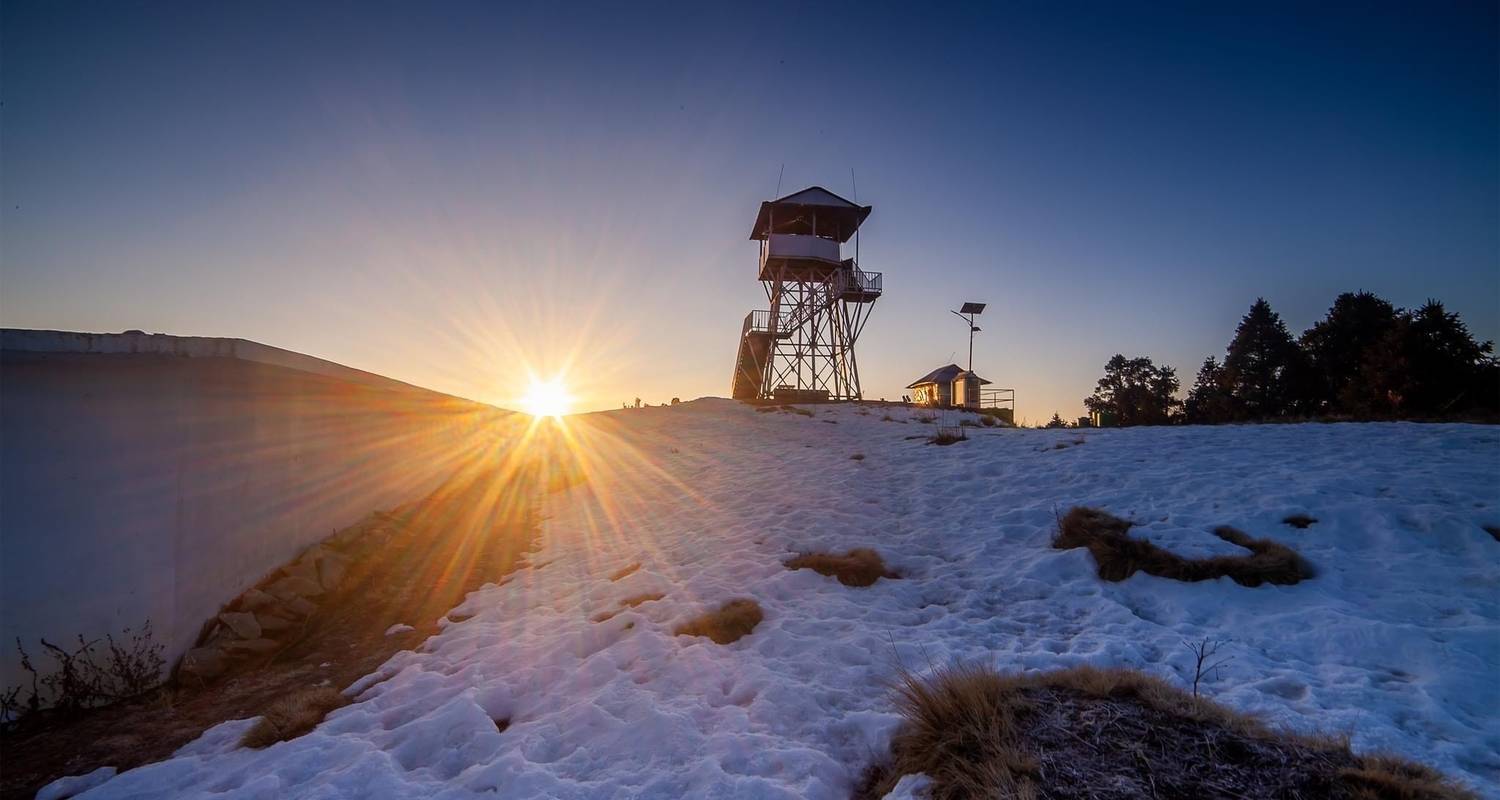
[1084, 355, 1180, 426]
[1222, 299, 1303, 418]
[1357, 300, 1496, 416]
[1300, 291, 1399, 413]
[1184, 356, 1236, 424]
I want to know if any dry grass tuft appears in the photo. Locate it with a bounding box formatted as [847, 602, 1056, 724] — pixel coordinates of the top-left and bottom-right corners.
[1284, 513, 1319, 529]
[1340, 755, 1474, 800]
[1053, 507, 1314, 587]
[929, 431, 966, 446]
[857, 663, 1475, 800]
[240, 687, 348, 749]
[785, 549, 896, 587]
[673, 599, 763, 645]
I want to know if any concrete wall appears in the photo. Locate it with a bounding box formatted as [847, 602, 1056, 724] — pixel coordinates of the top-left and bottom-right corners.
[0, 331, 509, 691]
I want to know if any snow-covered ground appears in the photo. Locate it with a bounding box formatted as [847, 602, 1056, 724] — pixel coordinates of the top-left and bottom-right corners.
[63, 401, 1500, 799]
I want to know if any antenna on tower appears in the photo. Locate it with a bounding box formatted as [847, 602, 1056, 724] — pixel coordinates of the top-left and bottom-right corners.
[774, 164, 784, 197]
[851, 168, 860, 266]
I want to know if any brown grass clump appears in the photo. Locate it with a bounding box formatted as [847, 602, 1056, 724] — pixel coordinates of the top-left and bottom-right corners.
[929, 431, 965, 446]
[240, 687, 348, 748]
[673, 599, 763, 645]
[785, 549, 896, 587]
[1053, 507, 1314, 587]
[858, 663, 1475, 800]
[1284, 513, 1319, 529]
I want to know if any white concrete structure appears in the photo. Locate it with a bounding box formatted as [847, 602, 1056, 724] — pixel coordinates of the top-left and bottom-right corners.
[0, 330, 509, 691]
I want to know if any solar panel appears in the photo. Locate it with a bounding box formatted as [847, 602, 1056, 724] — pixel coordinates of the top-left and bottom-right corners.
[958, 302, 986, 315]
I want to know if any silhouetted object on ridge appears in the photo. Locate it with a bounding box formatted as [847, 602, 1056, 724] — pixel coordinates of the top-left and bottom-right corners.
[1084, 355, 1181, 427]
[731, 187, 881, 402]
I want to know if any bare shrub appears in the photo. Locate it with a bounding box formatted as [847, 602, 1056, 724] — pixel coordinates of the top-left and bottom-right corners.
[929, 431, 965, 446]
[1183, 637, 1232, 698]
[240, 686, 348, 749]
[858, 663, 1476, 800]
[3, 621, 165, 725]
[1284, 514, 1318, 529]
[1053, 507, 1313, 587]
[785, 549, 896, 587]
[673, 599, 763, 644]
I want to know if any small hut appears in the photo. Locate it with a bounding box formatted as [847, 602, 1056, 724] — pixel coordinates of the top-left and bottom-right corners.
[907, 364, 992, 409]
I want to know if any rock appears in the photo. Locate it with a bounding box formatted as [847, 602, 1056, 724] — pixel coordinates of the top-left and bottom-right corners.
[329, 521, 371, 548]
[238, 589, 278, 612]
[255, 612, 296, 633]
[224, 638, 280, 656]
[267, 575, 324, 601]
[178, 647, 228, 681]
[281, 554, 321, 584]
[385, 623, 416, 636]
[285, 596, 319, 618]
[318, 551, 350, 591]
[218, 611, 262, 640]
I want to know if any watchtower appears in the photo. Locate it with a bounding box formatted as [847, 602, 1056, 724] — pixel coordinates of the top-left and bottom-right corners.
[730, 186, 882, 402]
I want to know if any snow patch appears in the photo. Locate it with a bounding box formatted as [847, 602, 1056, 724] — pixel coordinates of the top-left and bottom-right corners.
[68, 402, 1500, 797]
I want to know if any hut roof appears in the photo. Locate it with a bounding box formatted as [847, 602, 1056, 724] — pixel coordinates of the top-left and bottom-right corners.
[907, 364, 992, 389]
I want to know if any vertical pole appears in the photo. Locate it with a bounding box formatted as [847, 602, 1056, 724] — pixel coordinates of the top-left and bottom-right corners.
[967, 313, 974, 373]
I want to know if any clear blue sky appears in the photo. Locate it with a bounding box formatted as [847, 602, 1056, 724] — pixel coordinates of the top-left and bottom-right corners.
[3, 1, 1495, 420]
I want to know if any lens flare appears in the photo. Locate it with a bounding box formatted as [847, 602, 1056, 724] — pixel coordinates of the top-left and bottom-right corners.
[520, 377, 572, 418]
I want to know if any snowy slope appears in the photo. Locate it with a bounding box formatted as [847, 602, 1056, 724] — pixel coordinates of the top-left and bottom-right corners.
[66, 401, 1500, 799]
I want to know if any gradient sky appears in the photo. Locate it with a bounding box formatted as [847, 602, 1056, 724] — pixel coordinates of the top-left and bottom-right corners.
[3, 1, 1496, 421]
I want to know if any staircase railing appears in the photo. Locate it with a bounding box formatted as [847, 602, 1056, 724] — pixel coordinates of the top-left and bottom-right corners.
[743, 310, 794, 337]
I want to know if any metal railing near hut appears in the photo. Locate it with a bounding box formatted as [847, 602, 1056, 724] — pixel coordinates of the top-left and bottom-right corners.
[979, 387, 1016, 424]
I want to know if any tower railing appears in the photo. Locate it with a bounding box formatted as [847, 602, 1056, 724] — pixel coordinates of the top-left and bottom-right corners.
[835, 268, 882, 297]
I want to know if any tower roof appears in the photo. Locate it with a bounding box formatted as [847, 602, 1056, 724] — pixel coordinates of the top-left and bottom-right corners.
[749, 186, 872, 243]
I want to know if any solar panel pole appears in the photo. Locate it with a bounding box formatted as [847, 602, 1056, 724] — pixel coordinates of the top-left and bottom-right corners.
[951, 302, 986, 374]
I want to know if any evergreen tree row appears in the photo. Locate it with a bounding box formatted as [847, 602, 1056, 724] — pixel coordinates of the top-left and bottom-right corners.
[1080, 292, 1497, 426]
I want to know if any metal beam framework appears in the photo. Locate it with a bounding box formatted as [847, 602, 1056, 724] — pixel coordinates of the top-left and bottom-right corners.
[758, 265, 877, 401]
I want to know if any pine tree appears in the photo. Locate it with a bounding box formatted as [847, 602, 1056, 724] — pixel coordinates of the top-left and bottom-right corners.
[1222, 299, 1302, 418]
[1084, 355, 1181, 426]
[1357, 300, 1496, 416]
[1043, 412, 1069, 429]
[1300, 291, 1399, 414]
[1184, 356, 1236, 423]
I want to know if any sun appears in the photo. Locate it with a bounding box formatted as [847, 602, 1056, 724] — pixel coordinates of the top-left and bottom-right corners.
[520, 377, 573, 418]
